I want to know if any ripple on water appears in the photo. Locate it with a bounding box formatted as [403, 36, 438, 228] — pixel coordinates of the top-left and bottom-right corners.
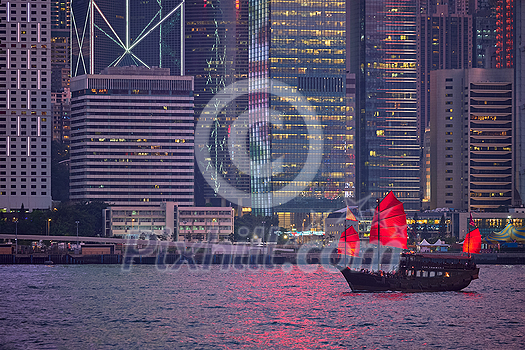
[0, 264, 523, 349]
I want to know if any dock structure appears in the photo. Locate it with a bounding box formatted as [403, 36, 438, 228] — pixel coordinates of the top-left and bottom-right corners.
[1, 234, 524, 265]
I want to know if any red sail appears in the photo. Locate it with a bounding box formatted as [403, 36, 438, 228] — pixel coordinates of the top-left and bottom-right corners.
[369, 191, 408, 249]
[463, 228, 481, 254]
[338, 226, 360, 257]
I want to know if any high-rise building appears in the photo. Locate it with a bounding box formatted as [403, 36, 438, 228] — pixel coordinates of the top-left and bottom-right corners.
[185, 0, 250, 209]
[347, 0, 420, 211]
[0, 0, 53, 212]
[493, 0, 514, 69]
[474, 0, 496, 68]
[430, 68, 515, 211]
[51, 0, 70, 91]
[51, 88, 70, 143]
[429, 69, 469, 210]
[51, 0, 69, 89]
[69, 66, 194, 206]
[51, 0, 69, 30]
[245, 0, 349, 228]
[417, 2, 473, 204]
[50, 1, 71, 145]
[474, 0, 515, 69]
[71, 0, 185, 77]
[517, 0, 525, 202]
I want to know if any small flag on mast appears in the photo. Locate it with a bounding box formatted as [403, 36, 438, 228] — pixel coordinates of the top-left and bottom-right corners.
[469, 212, 476, 227]
[346, 207, 357, 221]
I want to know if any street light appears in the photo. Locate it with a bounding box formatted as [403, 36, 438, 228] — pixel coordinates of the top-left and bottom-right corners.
[47, 218, 51, 236]
[75, 221, 80, 248]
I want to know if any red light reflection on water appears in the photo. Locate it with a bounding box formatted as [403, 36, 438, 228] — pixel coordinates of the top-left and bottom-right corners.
[460, 291, 482, 300]
[373, 292, 408, 301]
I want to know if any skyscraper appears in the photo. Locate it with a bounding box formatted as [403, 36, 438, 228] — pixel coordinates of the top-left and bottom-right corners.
[493, 0, 514, 69]
[417, 2, 473, 204]
[474, 0, 496, 68]
[430, 68, 515, 211]
[51, 1, 71, 144]
[0, 0, 53, 212]
[517, 0, 525, 202]
[71, 0, 185, 77]
[69, 66, 194, 206]
[245, 0, 349, 227]
[185, 0, 250, 209]
[348, 0, 420, 211]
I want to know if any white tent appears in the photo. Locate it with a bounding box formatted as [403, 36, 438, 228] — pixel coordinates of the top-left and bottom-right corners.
[418, 239, 431, 246]
[418, 239, 432, 252]
[433, 239, 450, 247]
[417, 239, 449, 252]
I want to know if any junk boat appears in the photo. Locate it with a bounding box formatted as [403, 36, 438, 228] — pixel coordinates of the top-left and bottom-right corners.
[338, 191, 480, 292]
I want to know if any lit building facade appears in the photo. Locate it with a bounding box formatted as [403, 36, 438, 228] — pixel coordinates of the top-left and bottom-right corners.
[468, 69, 514, 211]
[430, 68, 515, 212]
[474, 0, 497, 68]
[493, 0, 514, 69]
[429, 69, 469, 210]
[348, 0, 420, 211]
[51, 87, 70, 143]
[248, 0, 350, 226]
[185, 0, 250, 208]
[517, 0, 525, 201]
[69, 66, 194, 206]
[177, 206, 234, 242]
[104, 202, 234, 242]
[0, 0, 53, 212]
[50, 0, 69, 90]
[71, 0, 185, 77]
[417, 2, 473, 204]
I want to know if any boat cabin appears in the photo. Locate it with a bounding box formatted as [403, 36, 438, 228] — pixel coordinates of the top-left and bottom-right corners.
[399, 253, 476, 273]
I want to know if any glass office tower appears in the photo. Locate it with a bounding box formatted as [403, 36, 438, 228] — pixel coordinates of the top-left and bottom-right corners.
[71, 0, 184, 77]
[185, 0, 250, 209]
[248, 0, 349, 226]
[348, 0, 420, 212]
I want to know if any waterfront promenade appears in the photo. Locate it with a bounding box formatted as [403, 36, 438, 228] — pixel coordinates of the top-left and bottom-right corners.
[1, 234, 525, 265]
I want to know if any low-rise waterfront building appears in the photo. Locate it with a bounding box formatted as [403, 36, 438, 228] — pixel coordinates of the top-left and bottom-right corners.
[103, 202, 234, 242]
[177, 207, 234, 242]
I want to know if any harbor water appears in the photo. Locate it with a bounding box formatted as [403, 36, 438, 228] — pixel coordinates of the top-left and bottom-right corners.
[0, 264, 524, 349]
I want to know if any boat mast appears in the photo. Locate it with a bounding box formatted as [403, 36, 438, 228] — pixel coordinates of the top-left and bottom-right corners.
[344, 209, 347, 266]
[377, 197, 380, 272]
[468, 229, 471, 259]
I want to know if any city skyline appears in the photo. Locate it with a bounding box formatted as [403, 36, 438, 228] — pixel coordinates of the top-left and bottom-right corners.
[2, 0, 523, 224]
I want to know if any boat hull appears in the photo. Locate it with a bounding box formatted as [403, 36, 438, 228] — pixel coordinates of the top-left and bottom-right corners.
[339, 267, 479, 292]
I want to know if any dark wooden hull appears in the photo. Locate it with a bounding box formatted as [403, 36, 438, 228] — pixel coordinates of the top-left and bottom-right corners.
[339, 266, 479, 292]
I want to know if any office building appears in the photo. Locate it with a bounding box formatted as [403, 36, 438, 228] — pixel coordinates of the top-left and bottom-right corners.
[69, 66, 194, 206]
[347, 0, 420, 211]
[247, 0, 349, 227]
[430, 68, 515, 212]
[493, 0, 514, 69]
[417, 2, 473, 204]
[51, 87, 70, 143]
[0, 0, 53, 212]
[474, 0, 496, 68]
[103, 202, 234, 242]
[185, 0, 250, 209]
[50, 0, 69, 91]
[71, 0, 185, 77]
[429, 69, 468, 210]
[51, 0, 71, 144]
[517, 0, 525, 201]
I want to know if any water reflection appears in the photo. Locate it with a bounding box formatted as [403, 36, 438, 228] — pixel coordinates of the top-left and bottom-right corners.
[0, 265, 522, 349]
